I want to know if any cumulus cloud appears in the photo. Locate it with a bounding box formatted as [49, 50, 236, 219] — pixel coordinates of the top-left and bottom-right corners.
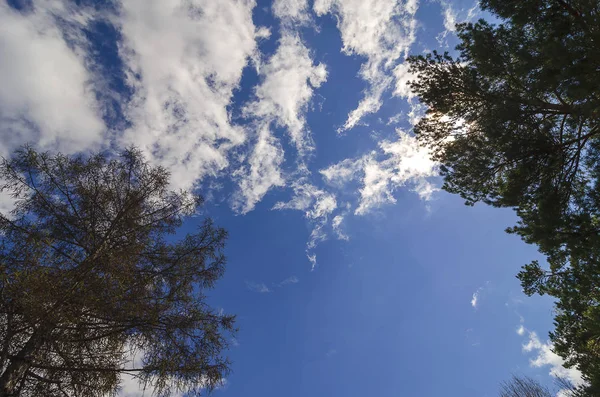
[118, 0, 261, 191]
[313, 0, 419, 131]
[522, 331, 585, 388]
[0, 2, 105, 157]
[321, 129, 438, 215]
[272, 0, 311, 23]
[516, 325, 525, 336]
[234, 32, 327, 213]
[274, 181, 337, 269]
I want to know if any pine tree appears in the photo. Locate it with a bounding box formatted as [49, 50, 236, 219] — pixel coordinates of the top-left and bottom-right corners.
[408, 0, 600, 393]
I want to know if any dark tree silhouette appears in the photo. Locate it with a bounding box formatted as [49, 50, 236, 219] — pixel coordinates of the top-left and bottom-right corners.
[408, 0, 600, 394]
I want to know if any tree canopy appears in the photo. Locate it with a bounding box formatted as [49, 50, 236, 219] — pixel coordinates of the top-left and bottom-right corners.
[0, 148, 234, 396]
[408, 0, 600, 393]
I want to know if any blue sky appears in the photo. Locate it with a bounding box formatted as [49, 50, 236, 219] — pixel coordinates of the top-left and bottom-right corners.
[0, 0, 584, 395]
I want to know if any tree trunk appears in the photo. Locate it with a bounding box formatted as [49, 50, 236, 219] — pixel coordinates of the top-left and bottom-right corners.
[0, 330, 45, 397]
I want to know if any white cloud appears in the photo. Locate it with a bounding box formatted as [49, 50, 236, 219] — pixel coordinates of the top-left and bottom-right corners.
[358, 130, 438, 213]
[321, 129, 438, 214]
[274, 181, 337, 269]
[244, 32, 327, 155]
[245, 277, 299, 293]
[0, 190, 17, 218]
[342, 86, 389, 131]
[234, 32, 327, 213]
[0, 2, 105, 157]
[436, 0, 479, 46]
[412, 179, 438, 201]
[320, 156, 368, 188]
[332, 213, 349, 241]
[279, 275, 299, 286]
[118, 0, 261, 191]
[117, 345, 223, 397]
[516, 325, 525, 336]
[387, 112, 403, 125]
[118, 347, 146, 397]
[314, 0, 419, 131]
[392, 62, 416, 99]
[233, 125, 285, 214]
[470, 283, 490, 309]
[407, 100, 427, 126]
[443, 5, 457, 33]
[307, 253, 317, 270]
[522, 331, 585, 388]
[272, 0, 311, 23]
[471, 290, 479, 308]
[245, 281, 271, 293]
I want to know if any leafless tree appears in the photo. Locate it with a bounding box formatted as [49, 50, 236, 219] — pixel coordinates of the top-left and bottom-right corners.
[499, 375, 583, 397]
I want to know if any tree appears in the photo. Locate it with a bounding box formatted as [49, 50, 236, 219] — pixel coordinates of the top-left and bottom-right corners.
[0, 147, 234, 396]
[498, 375, 580, 397]
[500, 375, 553, 397]
[407, 0, 600, 393]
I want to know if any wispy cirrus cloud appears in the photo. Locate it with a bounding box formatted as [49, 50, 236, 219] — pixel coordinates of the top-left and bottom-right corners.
[274, 180, 338, 269]
[435, 0, 479, 46]
[332, 212, 350, 241]
[234, 31, 327, 214]
[246, 276, 299, 293]
[313, 0, 419, 131]
[245, 281, 271, 293]
[279, 276, 299, 286]
[233, 123, 286, 214]
[243, 32, 327, 156]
